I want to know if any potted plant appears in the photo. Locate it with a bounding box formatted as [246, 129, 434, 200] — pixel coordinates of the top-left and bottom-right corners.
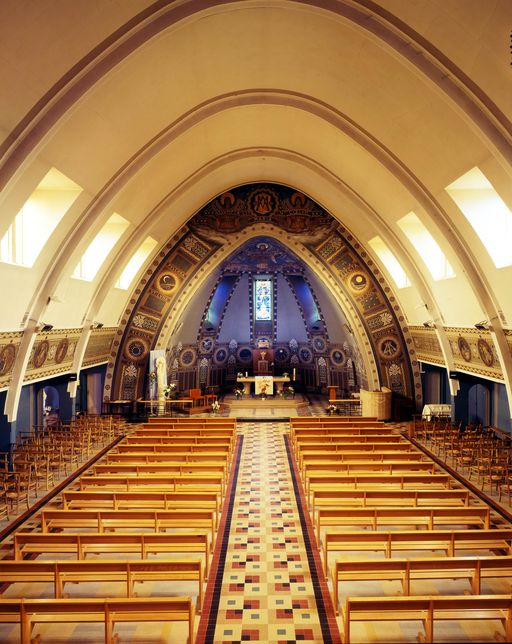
[326, 404, 337, 416]
[281, 385, 294, 399]
[211, 400, 220, 415]
[234, 387, 244, 399]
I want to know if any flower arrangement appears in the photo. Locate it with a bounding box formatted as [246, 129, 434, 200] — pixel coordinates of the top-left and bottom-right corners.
[149, 371, 157, 382]
[282, 372, 289, 378]
[234, 388, 244, 399]
[163, 382, 177, 398]
[326, 404, 337, 415]
[280, 385, 294, 398]
[211, 400, 220, 413]
[237, 372, 244, 379]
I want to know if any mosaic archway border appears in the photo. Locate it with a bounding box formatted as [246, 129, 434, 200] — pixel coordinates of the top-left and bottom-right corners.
[106, 184, 420, 407]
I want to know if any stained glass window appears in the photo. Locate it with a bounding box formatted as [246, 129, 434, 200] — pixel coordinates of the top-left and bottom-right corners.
[254, 278, 272, 320]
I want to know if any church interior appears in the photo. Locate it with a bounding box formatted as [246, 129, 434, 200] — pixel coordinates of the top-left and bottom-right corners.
[0, 1, 511, 642]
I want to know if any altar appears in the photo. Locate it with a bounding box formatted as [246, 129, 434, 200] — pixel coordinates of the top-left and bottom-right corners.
[237, 375, 290, 395]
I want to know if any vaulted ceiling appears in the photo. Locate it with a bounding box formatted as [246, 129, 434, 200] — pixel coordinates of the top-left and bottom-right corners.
[1, 0, 511, 416]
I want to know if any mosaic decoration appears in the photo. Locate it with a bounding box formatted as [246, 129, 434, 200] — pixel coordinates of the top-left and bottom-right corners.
[109, 183, 417, 403]
[410, 325, 506, 380]
[0, 343, 17, 377]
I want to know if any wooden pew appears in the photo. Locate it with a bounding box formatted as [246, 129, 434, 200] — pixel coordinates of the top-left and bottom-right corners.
[78, 473, 225, 495]
[332, 555, 512, 612]
[106, 451, 230, 464]
[0, 558, 203, 609]
[316, 506, 491, 540]
[114, 444, 232, 456]
[61, 489, 220, 518]
[291, 417, 378, 424]
[0, 596, 194, 644]
[301, 450, 427, 465]
[311, 488, 476, 514]
[40, 509, 216, 538]
[306, 473, 452, 496]
[92, 462, 228, 481]
[341, 595, 512, 644]
[296, 441, 415, 454]
[322, 529, 512, 573]
[147, 418, 236, 427]
[303, 461, 437, 479]
[14, 532, 211, 573]
[121, 436, 233, 447]
[133, 427, 236, 438]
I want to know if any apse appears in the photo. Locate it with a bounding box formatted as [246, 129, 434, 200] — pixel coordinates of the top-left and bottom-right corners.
[166, 236, 361, 396]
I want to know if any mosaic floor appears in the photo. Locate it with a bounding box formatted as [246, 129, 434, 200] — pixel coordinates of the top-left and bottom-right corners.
[197, 421, 340, 644]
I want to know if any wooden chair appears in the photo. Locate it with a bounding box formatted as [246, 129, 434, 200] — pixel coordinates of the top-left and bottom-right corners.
[5, 471, 31, 515]
[189, 388, 206, 408]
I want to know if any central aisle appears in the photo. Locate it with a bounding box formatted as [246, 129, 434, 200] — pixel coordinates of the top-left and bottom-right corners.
[196, 421, 340, 643]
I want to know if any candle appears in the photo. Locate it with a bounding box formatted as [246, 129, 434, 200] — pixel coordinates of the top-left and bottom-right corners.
[245, 372, 248, 377]
[292, 368, 296, 380]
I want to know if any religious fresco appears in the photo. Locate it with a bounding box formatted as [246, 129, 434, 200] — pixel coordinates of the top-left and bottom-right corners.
[108, 183, 419, 404]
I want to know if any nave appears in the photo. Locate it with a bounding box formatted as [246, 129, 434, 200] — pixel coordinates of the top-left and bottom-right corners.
[0, 416, 511, 643]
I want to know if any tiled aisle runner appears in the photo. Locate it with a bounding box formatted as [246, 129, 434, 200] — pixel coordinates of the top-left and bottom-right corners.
[197, 422, 340, 643]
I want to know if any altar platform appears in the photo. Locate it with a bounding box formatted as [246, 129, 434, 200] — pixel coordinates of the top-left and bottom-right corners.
[225, 393, 309, 418]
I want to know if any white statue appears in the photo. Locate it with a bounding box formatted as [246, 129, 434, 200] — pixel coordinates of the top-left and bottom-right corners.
[155, 356, 167, 401]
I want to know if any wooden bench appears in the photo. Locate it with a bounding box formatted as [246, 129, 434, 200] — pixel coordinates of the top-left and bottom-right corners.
[40, 509, 216, 538]
[92, 462, 228, 481]
[78, 473, 225, 495]
[300, 451, 427, 466]
[0, 596, 194, 643]
[0, 558, 203, 609]
[306, 473, 452, 496]
[332, 555, 512, 612]
[61, 490, 220, 519]
[13, 532, 211, 573]
[146, 417, 235, 427]
[134, 427, 236, 438]
[121, 436, 233, 447]
[106, 451, 230, 464]
[341, 595, 512, 644]
[311, 488, 476, 514]
[322, 529, 512, 573]
[316, 506, 491, 540]
[114, 444, 232, 456]
[303, 461, 437, 479]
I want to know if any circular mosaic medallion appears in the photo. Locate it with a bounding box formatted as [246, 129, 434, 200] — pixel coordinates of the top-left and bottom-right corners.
[237, 347, 252, 363]
[55, 338, 69, 364]
[0, 344, 16, 377]
[477, 338, 494, 367]
[346, 271, 369, 294]
[330, 348, 346, 366]
[249, 188, 277, 216]
[156, 272, 177, 295]
[299, 346, 313, 364]
[312, 337, 326, 353]
[377, 336, 401, 360]
[199, 338, 213, 354]
[213, 348, 227, 365]
[274, 347, 289, 362]
[33, 340, 49, 368]
[457, 336, 472, 362]
[180, 348, 197, 367]
[124, 336, 149, 361]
